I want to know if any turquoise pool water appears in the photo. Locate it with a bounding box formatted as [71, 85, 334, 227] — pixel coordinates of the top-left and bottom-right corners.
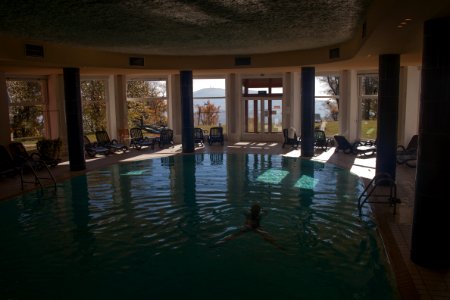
[0, 154, 397, 299]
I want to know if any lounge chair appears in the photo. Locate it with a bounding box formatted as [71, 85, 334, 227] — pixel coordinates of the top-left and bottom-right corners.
[397, 135, 418, 167]
[194, 128, 205, 146]
[95, 130, 128, 153]
[129, 127, 156, 150]
[0, 145, 19, 178]
[36, 138, 62, 167]
[158, 128, 174, 148]
[314, 129, 329, 150]
[84, 135, 110, 157]
[334, 135, 376, 156]
[8, 141, 56, 189]
[333, 135, 354, 154]
[208, 127, 224, 146]
[355, 140, 377, 156]
[397, 135, 418, 155]
[282, 128, 300, 148]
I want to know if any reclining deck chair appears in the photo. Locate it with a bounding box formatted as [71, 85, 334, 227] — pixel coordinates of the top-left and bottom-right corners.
[158, 128, 174, 148]
[95, 130, 128, 153]
[208, 127, 224, 146]
[0, 145, 20, 179]
[314, 129, 329, 150]
[334, 135, 376, 156]
[8, 142, 56, 190]
[194, 128, 205, 146]
[282, 128, 300, 149]
[129, 127, 156, 150]
[397, 134, 418, 167]
[84, 135, 110, 157]
[36, 138, 61, 167]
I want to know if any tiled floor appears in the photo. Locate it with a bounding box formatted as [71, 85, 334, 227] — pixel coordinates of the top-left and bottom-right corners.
[1, 142, 449, 299]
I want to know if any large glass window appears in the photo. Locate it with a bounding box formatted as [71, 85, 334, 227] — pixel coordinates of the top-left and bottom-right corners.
[315, 75, 340, 137]
[243, 78, 283, 133]
[126, 79, 168, 136]
[6, 78, 47, 150]
[358, 74, 378, 140]
[193, 78, 226, 133]
[81, 79, 107, 137]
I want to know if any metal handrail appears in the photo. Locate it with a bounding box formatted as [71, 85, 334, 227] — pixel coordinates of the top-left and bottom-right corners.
[358, 172, 401, 215]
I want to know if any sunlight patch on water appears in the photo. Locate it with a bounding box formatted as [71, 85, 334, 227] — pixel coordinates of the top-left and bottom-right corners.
[256, 169, 289, 184]
[294, 174, 319, 190]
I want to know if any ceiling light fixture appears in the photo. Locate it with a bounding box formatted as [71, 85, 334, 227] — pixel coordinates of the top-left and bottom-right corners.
[397, 18, 412, 29]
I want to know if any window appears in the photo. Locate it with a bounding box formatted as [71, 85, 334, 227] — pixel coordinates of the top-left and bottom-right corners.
[6, 78, 47, 150]
[126, 79, 168, 136]
[243, 78, 283, 133]
[81, 79, 107, 136]
[193, 78, 226, 133]
[315, 75, 340, 137]
[358, 74, 378, 140]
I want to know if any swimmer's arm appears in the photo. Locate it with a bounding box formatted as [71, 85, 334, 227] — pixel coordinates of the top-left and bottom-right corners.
[214, 227, 249, 246]
[260, 209, 268, 218]
[256, 229, 287, 252]
[224, 228, 247, 241]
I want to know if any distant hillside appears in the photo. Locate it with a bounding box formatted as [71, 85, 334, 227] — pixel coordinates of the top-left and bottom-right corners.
[193, 88, 226, 125]
[193, 88, 225, 98]
[193, 88, 331, 122]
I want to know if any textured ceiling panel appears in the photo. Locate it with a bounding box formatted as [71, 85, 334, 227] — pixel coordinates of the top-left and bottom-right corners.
[0, 0, 371, 55]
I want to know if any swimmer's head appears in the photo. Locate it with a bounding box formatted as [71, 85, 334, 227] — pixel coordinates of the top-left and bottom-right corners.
[250, 203, 261, 218]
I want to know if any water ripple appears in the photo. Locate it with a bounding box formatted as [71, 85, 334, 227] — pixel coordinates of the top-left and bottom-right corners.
[0, 154, 396, 300]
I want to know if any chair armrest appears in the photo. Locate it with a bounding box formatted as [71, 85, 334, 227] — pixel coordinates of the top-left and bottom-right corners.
[359, 140, 375, 146]
[396, 145, 406, 152]
[30, 152, 43, 161]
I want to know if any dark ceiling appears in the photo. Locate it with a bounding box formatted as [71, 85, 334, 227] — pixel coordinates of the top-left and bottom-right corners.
[0, 0, 371, 56]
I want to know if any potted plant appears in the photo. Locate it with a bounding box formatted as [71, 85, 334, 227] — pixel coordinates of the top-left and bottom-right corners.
[36, 138, 62, 167]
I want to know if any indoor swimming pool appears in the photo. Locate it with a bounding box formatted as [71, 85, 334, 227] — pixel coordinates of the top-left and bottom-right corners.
[0, 153, 398, 299]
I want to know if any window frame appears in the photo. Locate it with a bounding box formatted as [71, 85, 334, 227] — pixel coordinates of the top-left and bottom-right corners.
[357, 73, 379, 141]
[6, 76, 49, 147]
[192, 77, 226, 131]
[126, 77, 169, 130]
[314, 74, 341, 136]
[241, 76, 283, 134]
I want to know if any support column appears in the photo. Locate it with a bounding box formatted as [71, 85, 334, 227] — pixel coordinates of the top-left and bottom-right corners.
[63, 68, 85, 171]
[283, 72, 292, 133]
[340, 70, 359, 141]
[301, 67, 315, 157]
[227, 73, 236, 140]
[376, 54, 400, 180]
[168, 74, 180, 140]
[291, 72, 301, 132]
[47, 75, 61, 139]
[109, 75, 128, 143]
[180, 70, 194, 153]
[398, 67, 420, 145]
[0, 73, 11, 145]
[411, 17, 450, 268]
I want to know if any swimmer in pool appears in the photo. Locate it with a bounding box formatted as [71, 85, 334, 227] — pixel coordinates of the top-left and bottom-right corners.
[215, 203, 286, 251]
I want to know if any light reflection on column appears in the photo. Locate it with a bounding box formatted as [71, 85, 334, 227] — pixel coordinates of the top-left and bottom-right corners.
[69, 175, 95, 263]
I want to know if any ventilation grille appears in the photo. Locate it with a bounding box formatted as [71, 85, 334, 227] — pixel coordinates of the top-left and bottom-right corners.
[235, 56, 251, 66]
[329, 48, 340, 59]
[129, 57, 145, 66]
[25, 44, 44, 57]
